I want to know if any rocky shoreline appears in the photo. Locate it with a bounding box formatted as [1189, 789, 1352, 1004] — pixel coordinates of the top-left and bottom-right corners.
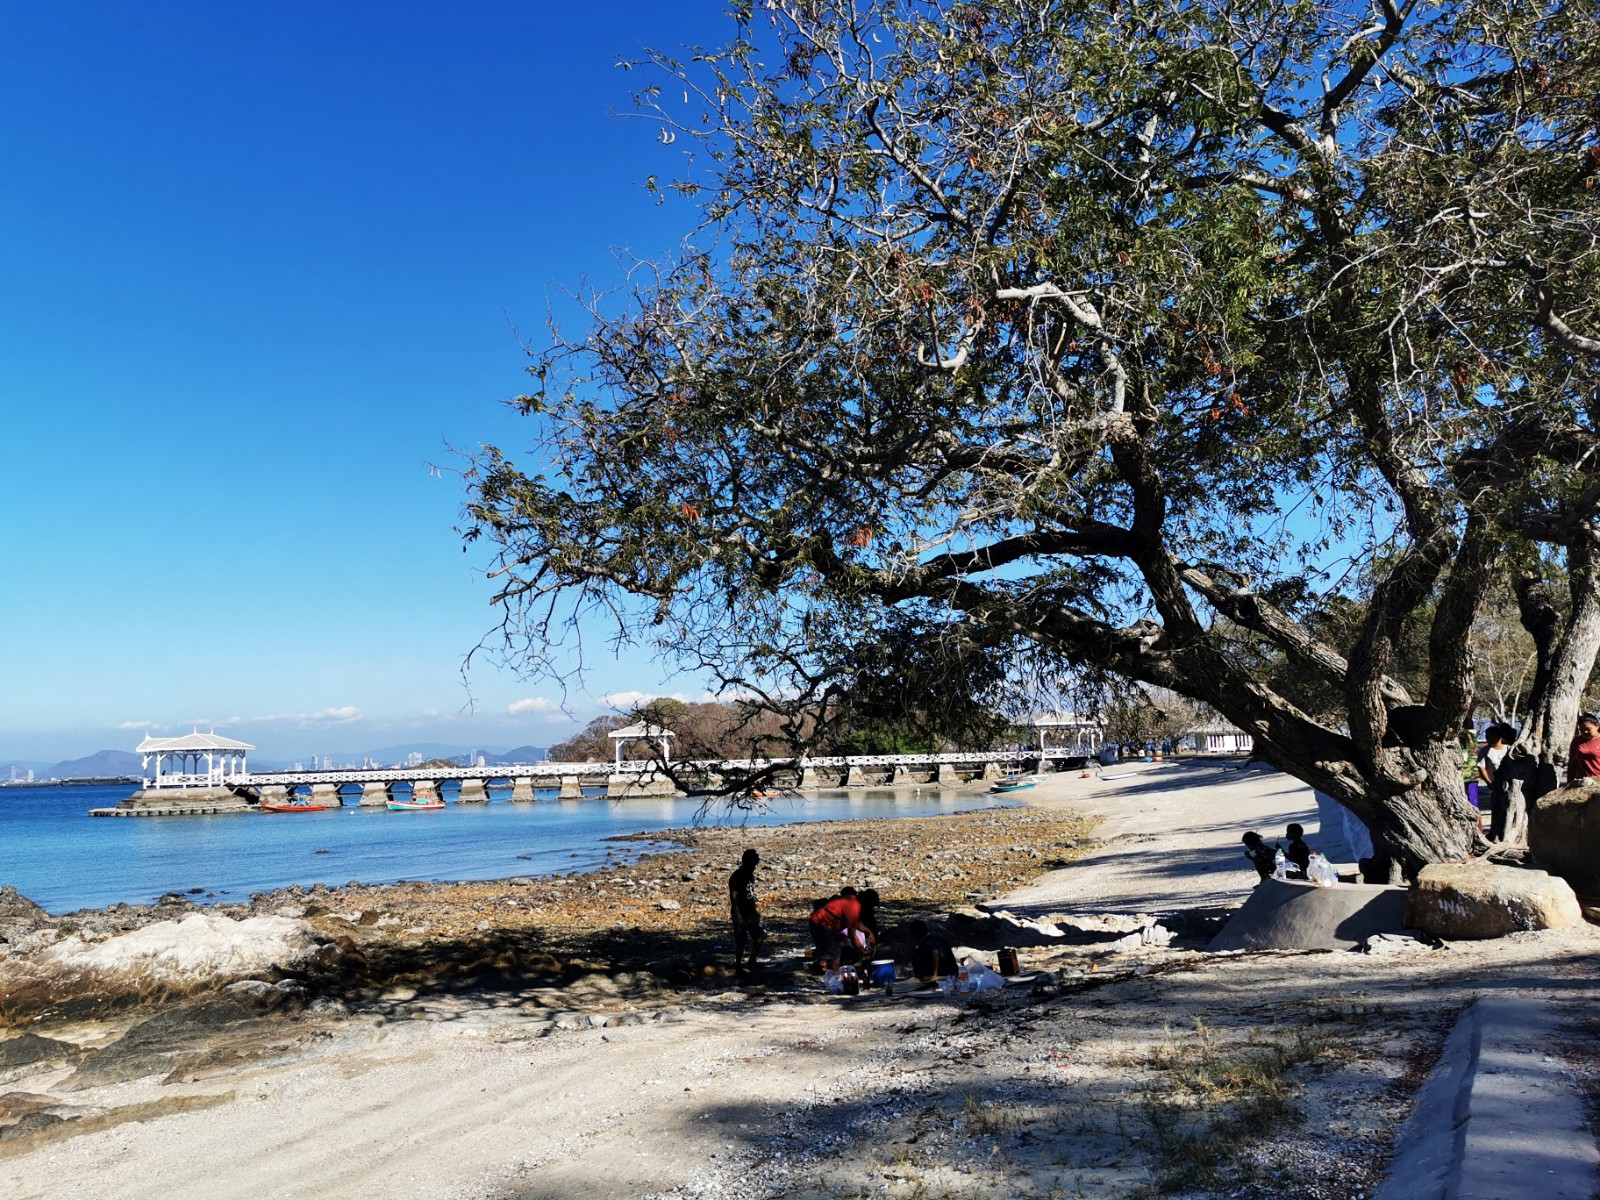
[1, 805, 1097, 1027]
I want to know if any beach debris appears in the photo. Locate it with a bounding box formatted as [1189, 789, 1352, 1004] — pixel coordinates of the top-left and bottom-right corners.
[1105, 922, 1174, 952]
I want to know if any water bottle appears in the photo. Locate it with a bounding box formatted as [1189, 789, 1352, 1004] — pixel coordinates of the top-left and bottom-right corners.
[1273, 847, 1288, 880]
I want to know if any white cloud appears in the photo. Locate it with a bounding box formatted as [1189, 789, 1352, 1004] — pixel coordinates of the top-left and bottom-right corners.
[251, 706, 365, 727]
[116, 720, 155, 730]
[506, 697, 564, 717]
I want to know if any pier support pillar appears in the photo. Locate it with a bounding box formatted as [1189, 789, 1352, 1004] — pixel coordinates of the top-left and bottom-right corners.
[411, 780, 441, 804]
[845, 764, 867, 787]
[359, 782, 390, 807]
[607, 772, 679, 797]
[311, 783, 342, 809]
[891, 766, 914, 786]
[457, 779, 489, 804]
[558, 776, 584, 800]
[938, 762, 961, 786]
[510, 778, 536, 803]
[799, 765, 820, 790]
[982, 761, 1003, 781]
[258, 785, 290, 807]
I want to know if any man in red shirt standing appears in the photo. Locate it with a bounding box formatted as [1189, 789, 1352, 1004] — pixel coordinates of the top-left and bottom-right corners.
[809, 886, 862, 972]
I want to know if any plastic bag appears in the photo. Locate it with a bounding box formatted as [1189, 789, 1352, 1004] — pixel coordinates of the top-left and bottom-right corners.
[951, 959, 1005, 994]
[1306, 852, 1339, 888]
[1272, 847, 1289, 880]
[822, 966, 859, 994]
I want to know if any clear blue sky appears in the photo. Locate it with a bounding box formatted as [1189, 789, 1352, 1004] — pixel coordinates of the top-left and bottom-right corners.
[0, 1, 733, 763]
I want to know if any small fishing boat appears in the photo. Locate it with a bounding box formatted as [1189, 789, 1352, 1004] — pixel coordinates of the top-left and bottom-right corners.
[386, 797, 446, 811]
[989, 777, 1036, 794]
[260, 801, 331, 812]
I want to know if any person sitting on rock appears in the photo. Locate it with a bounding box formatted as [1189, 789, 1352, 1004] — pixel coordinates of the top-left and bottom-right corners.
[1568, 714, 1600, 783]
[1240, 831, 1276, 881]
[1284, 824, 1312, 876]
[809, 886, 863, 973]
[907, 919, 957, 981]
[728, 848, 764, 973]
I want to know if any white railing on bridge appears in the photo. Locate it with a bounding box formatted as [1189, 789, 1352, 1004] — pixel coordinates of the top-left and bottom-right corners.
[146, 747, 1101, 790]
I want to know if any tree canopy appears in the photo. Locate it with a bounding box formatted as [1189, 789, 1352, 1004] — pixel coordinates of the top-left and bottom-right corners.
[465, 0, 1600, 874]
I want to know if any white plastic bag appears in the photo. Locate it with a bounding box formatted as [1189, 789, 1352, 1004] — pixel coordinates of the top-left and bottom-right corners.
[822, 968, 844, 994]
[1306, 852, 1339, 888]
[952, 959, 1005, 994]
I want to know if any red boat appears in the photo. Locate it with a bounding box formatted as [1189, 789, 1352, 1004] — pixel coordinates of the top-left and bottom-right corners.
[260, 801, 331, 813]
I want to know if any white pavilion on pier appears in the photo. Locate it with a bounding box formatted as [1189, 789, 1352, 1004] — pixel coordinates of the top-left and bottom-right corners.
[608, 721, 675, 767]
[137, 730, 255, 789]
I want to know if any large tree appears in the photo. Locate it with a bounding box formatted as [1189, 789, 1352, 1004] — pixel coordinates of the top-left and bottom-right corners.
[465, 0, 1600, 876]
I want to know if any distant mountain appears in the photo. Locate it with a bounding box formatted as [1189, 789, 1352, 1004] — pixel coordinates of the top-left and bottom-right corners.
[47, 750, 142, 779]
[487, 745, 547, 765]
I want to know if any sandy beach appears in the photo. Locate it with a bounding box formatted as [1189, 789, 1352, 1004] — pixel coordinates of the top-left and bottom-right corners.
[3, 760, 1598, 1199]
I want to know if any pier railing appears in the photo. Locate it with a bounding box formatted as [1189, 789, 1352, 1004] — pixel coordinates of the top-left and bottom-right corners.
[144, 747, 1100, 790]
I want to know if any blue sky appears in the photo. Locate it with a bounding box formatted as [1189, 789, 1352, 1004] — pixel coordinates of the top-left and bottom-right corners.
[0, 1, 735, 762]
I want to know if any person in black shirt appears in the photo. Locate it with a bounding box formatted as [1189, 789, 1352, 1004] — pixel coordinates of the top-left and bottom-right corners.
[907, 919, 957, 981]
[1284, 824, 1312, 876]
[1240, 831, 1275, 881]
[728, 849, 764, 972]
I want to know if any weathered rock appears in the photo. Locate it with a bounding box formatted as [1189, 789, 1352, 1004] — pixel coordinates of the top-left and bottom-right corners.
[38, 913, 337, 986]
[1529, 780, 1600, 896]
[0, 1032, 80, 1071]
[1210, 878, 1411, 951]
[1405, 863, 1582, 940]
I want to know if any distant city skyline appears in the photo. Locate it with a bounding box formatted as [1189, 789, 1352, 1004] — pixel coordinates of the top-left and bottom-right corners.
[0, 2, 733, 762]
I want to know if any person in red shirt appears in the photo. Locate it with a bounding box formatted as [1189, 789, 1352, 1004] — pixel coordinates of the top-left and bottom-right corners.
[1568, 714, 1600, 783]
[809, 887, 862, 972]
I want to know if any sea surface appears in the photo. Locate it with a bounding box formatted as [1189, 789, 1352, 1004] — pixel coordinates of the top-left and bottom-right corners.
[0, 782, 1009, 914]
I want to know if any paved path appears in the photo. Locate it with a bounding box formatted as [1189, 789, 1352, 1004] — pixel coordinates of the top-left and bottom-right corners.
[1379, 995, 1600, 1200]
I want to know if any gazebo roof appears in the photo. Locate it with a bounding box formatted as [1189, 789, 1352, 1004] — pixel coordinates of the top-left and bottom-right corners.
[608, 721, 675, 741]
[1027, 711, 1100, 728]
[137, 730, 255, 753]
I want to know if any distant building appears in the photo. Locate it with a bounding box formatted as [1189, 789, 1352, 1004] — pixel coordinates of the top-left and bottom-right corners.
[1187, 722, 1253, 753]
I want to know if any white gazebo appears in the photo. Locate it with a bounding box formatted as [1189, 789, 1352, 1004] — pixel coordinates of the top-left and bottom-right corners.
[1027, 711, 1103, 755]
[608, 721, 675, 767]
[137, 730, 255, 789]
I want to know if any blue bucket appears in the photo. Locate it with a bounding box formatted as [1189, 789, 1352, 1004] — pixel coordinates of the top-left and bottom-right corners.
[868, 959, 896, 987]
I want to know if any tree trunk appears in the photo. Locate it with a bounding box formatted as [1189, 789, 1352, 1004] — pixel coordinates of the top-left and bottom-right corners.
[1503, 543, 1600, 846]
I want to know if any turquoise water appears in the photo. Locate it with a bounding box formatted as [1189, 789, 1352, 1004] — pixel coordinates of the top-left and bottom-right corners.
[0, 783, 1006, 914]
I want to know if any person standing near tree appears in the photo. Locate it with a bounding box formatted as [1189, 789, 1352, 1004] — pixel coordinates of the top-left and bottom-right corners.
[728, 849, 764, 973]
[1476, 722, 1522, 840]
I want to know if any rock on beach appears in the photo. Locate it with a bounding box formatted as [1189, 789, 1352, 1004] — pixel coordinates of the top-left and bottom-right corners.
[1405, 862, 1583, 940]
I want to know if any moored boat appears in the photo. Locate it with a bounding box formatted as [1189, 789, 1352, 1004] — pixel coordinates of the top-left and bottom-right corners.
[260, 801, 331, 812]
[989, 776, 1036, 794]
[386, 798, 446, 811]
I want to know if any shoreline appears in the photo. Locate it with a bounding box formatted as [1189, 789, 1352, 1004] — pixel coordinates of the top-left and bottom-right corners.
[7, 764, 1600, 1199]
[0, 801, 1100, 1029]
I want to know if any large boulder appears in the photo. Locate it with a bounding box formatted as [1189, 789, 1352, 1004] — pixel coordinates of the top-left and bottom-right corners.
[1529, 780, 1600, 896]
[1405, 863, 1582, 940]
[1208, 877, 1410, 951]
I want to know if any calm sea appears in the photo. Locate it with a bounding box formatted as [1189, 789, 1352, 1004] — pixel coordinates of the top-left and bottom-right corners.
[0, 782, 1006, 914]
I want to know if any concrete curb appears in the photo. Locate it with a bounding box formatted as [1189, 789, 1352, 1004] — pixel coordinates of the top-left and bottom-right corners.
[1378, 997, 1598, 1200]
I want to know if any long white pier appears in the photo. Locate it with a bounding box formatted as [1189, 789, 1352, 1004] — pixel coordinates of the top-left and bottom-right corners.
[93, 748, 1098, 815]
